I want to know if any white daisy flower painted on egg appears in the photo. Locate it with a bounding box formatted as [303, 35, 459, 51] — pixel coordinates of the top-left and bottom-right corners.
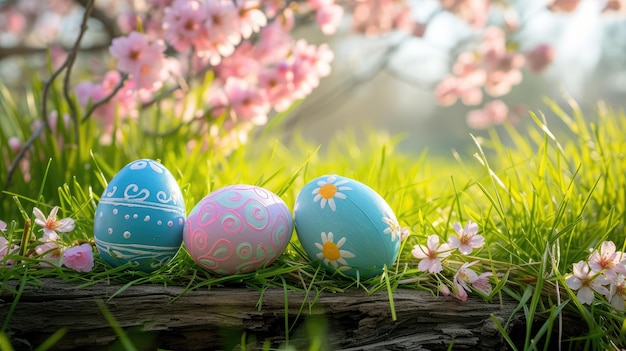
[382, 216, 402, 242]
[315, 231, 355, 269]
[312, 175, 352, 211]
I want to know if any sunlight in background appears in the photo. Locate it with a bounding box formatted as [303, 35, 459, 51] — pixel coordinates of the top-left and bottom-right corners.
[0, 0, 623, 154]
[287, 0, 625, 152]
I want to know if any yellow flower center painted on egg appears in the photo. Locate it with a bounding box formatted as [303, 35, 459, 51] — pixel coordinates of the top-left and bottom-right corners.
[315, 231, 356, 269]
[322, 241, 341, 261]
[319, 183, 338, 200]
[312, 176, 352, 211]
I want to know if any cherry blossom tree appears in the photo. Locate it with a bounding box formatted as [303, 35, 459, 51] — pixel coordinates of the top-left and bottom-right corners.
[1, 0, 625, 188]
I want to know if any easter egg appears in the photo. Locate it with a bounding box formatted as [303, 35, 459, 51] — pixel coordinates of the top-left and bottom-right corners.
[183, 185, 293, 275]
[294, 175, 401, 278]
[94, 159, 186, 272]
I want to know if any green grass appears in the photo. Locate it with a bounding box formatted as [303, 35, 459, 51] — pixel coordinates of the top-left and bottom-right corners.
[1, 76, 626, 350]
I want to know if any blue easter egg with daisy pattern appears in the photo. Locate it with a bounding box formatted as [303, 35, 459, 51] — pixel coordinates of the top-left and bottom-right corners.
[294, 175, 401, 278]
[94, 159, 186, 272]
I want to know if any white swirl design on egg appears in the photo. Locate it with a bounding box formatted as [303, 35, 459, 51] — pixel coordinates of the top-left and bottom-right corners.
[129, 159, 164, 174]
[100, 193, 185, 215]
[148, 160, 164, 173]
[95, 237, 179, 268]
[156, 191, 173, 204]
[124, 184, 150, 201]
[130, 160, 147, 170]
[105, 186, 118, 197]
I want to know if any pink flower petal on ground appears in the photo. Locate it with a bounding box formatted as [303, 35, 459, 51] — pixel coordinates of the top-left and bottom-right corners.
[63, 243, 95, 272]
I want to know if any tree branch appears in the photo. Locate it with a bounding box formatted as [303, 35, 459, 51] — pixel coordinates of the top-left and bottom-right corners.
[2, 0, 95, 191]
[0, 44, 109, 61]
[80, 73, 129, 123]
[73, 0, 123, 39]
[64, 2, 97, 147]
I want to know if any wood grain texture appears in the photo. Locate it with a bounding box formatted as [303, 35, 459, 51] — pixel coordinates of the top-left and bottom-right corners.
[0, 279, 581, 350]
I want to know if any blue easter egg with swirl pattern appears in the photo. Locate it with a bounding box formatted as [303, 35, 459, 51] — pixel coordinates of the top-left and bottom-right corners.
[94, 159, 186, 272]
[183, 185, 293, 275]
[294, 175, 401, 279]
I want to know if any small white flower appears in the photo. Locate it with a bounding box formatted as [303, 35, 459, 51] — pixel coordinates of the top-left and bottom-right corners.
[33, 206, 75, 240]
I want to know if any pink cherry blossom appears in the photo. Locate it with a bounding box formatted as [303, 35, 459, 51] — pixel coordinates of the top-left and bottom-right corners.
[134, 59, 168, 91]
[588, 241, 626, 279]
[412, 235, 451, 274]
[255, 22, 294, 63]
[448, 221, 484, 255]
[315, 3, 344, 35]
[223, 77, 270, 125]
[434, 75, 483, 107]
[400, 227, 411, 241]
[0, 220, 6, 232]
[352, 0, 414, 35]
[109, 32, 167, 92]
[201, 0, 241, 56]
[440, 0, 491, 28]
[234, 0, 267, 39]
[566, 260, 610, 305]
[608, 274, 626, 310]
[503, 8, 520, 32]
[439, 283, 452, 296]
[5, 137, 30, 182]
[259, 64, 295, 112]
[435, 75, 461, 106]
[163, 0, 208, 52]
[451, 284, 468, 301]
[466, 100, 509, 129]
[483, 52, 525, 97]
[525, 44, 555, 73]
[109, 31, 166, 75]
[208, 86, 229, 117]
[7, 137, 21, 154]
[0, 8, 26, 34]
[33, 206, 75, 240]
[63, 243, 94, 272]
[0, 236, 19, 266]
[215, 42, 262, 81]
[453, 52, 487, 86]
[35, 241, 63, 267]
[452, 261, 493, 301]
[48, 44, 67, 71]
[289, 40, 334, 97]
[480, 26, 507, 57]
[75, 70, 138, 139]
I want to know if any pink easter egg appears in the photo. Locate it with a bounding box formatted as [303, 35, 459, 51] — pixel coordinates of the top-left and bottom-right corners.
[183, 185, 293, 275]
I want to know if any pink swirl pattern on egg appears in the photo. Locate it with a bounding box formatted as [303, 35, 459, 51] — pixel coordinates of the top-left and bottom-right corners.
[270, 214, 290, 251]
[197, 239, 234, 270]
[184, 185, 293, 275]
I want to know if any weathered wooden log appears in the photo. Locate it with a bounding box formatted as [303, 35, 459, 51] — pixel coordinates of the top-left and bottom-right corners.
[0, 278, 582, 350]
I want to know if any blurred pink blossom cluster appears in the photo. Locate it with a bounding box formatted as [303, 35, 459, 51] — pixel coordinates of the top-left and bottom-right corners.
[71, 0, 337, 147]
[566, 241, 626, 309]
[0, 207, 94, 272]
[1, 0, 625, 143]
[351, 0, 416, 36]
[411, 220, 492, 301]
[435, 26, 554, 128]
[429, 0, 626, 129]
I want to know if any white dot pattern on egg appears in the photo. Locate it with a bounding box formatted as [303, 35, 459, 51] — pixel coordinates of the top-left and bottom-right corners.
[294, 175, 401, 279]
[94, 159, 186, 272]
